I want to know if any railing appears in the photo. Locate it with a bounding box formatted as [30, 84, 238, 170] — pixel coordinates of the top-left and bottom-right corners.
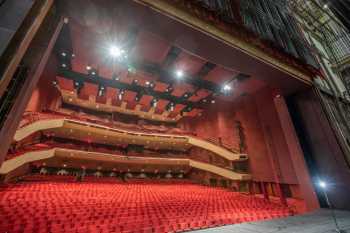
[20, 110, 195, 136]
[2, 145, 251, 180]
[19, 111, 241, 153]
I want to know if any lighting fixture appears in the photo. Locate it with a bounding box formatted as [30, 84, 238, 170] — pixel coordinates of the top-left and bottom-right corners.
[175, 70, 184, 78]
[223, 84, 231, 91]
[151, 99, 158, 108]
[61, 52, 67, 57]
[319, 180, 327, 189]
[112, 73, 119, 81]
[211, 100, 215, 104]
[109, 46, 124, 58]
[86, 65, 92, 70]
[61, 63, 67, 68]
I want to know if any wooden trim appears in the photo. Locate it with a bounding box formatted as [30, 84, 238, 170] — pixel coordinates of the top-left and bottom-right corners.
[0, 148, 251, 180]
[14, 118, 246, 161]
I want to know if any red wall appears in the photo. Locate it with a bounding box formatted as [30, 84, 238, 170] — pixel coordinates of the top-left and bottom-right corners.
[179, 87, 298, 184]
[26, 55, 61, 112]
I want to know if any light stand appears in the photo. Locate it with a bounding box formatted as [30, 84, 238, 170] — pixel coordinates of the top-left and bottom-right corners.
[319, 181, 345, 233]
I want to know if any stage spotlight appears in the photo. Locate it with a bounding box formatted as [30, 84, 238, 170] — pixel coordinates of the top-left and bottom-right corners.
[223, 84, 231, 91]
[319, 180, 327, 189]
[175, 70, 184, 79]
[112, 73, 120, 81]
[109, 45, 124, 58]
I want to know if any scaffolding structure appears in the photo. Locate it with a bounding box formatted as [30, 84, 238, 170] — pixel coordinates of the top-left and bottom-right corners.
[288, 0, 350, 96]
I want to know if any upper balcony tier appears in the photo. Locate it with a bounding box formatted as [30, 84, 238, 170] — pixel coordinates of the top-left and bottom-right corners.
[15, 112, 248, 162]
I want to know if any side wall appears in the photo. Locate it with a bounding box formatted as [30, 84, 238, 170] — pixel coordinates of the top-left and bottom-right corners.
[179, 87, 298, 184]
[25, 54, 61, 112]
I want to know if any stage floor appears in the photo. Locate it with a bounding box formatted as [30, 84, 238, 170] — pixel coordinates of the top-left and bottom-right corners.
[191, 209, 350, 233]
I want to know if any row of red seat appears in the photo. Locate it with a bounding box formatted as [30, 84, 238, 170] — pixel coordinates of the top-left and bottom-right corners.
[0, 177, 292, 233]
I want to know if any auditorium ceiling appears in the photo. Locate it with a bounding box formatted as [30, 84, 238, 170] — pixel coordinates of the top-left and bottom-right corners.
[54, 17, 266, 122]
[53, 0, 310, 123]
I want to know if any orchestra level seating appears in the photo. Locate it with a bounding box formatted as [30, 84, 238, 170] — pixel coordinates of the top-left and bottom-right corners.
[0, 176, 292, 233]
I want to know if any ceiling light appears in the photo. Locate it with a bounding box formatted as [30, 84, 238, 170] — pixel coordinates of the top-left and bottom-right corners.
[112, 73, 119, 81]
[175, 70, 184, 78]
[223, 84, 232, 91]
[323, 4, 328, 9]
[86, 65, 91, 70]
[211, 100, 215, 104]
[61, 63, 67, 68]
[109, 46, 124, 58]
[91, 71, 96, 75]
[61, 52, 67, 57]
[319, 180, 327, 189]
[71, 53, 75, 58]
[145, 81, 150, 86]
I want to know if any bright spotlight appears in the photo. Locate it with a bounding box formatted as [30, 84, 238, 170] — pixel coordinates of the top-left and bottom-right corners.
[223, 84, 231, 91]
[109, 46, 124, 58]
[319, 180, 327, 189]
[175, 70, 184, 78]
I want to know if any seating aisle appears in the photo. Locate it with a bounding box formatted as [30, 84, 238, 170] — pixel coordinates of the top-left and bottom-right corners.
[0, 177, 292, 233]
